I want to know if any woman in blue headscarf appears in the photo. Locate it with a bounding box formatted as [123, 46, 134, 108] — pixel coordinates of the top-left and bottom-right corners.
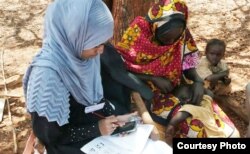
[23, 0, 137, 153]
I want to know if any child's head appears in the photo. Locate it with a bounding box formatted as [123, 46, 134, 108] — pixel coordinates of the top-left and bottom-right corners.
[205, 39, 226, 66]
[172, 84, 193, 104]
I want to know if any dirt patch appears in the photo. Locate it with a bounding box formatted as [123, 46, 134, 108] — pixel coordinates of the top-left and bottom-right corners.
[0, 0, 249, 153]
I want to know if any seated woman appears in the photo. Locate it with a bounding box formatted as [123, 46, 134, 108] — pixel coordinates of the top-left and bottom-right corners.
[116, 0, 239, 140]
[23, 1, 139, 153]
[22, 1, 172, 153]
[165, 84, 239, 145]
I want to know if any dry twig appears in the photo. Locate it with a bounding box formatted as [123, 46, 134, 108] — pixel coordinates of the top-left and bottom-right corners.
[1, 38, 18, 153]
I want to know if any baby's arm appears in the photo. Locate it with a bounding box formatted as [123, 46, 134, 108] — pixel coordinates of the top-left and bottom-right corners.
[169, 111, 191, 127]
[166, 111, 191, 136]
[165, 111, 191, 146]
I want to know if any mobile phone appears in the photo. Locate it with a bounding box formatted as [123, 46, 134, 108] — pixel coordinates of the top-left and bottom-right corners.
[111, 121, 137, 135]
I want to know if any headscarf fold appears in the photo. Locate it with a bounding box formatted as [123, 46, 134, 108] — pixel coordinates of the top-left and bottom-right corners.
[147, 0, 188, 23]
[117, 0, 197, 85]
[23, 0, 114, 106]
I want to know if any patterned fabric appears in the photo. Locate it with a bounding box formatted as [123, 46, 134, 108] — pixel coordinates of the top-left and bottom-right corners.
[178, 102, 238, 138]
[116, 0, 198, 118]
[177, 95, 238, 138]
[182, 52, 199, 70]
[147, 0, 188, 23]
[116, 0, 198, 86]
[26, 67, 70, 126]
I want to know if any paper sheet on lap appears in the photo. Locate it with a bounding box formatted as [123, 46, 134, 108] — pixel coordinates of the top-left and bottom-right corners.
[81, 124, 156, 154]
[142, 139, 172, 154]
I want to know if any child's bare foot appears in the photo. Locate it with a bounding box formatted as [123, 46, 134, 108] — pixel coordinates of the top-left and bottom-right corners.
[165, 124, 175, 147]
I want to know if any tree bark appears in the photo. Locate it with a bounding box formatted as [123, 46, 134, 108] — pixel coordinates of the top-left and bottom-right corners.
[111, 0, 155, 44]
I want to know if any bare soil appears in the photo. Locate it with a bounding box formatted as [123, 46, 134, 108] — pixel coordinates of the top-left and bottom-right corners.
[0, 0, 249, 153]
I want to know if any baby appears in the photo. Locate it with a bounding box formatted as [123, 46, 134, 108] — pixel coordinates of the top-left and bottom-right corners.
[165, 84, 213, 145]
[165, 83, 239, 146]
[167, 84, 214, 129]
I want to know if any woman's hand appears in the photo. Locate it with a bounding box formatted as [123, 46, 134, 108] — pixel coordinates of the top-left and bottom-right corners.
[99, 112, 139, 136]
[191, 81, 204, 105]
[98, 115, 119, 135]
[183, 68, 204, 105]
[152, 77, 174, 94]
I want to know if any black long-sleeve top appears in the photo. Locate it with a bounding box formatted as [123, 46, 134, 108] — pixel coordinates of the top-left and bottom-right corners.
[31, 96, 116, 154]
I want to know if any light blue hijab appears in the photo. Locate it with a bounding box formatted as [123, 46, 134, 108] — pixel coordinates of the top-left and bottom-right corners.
[23, 0, 114, 106]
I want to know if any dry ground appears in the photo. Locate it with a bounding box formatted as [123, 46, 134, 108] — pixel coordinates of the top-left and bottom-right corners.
[0, 0, 249, 153]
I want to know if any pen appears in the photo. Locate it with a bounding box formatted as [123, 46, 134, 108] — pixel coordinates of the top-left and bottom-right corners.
[92, 112, 119, 125]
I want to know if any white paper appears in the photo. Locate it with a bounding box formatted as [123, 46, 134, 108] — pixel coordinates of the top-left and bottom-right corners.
[81, 124, 154, 154]
[142, 139, 173, 154]
[85, 103, 105, 113]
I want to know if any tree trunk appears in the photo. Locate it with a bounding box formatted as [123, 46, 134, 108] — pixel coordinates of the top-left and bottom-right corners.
[110, 0, 155, 44]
